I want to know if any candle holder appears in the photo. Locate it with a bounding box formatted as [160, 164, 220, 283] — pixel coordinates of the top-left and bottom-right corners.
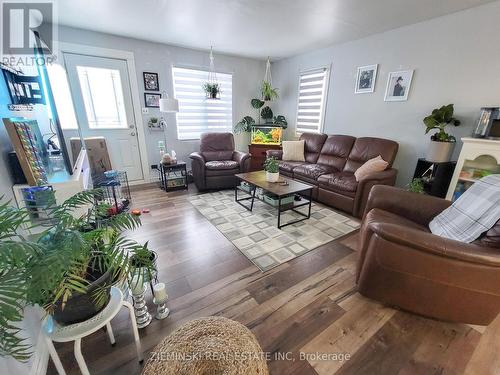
[132, 288, 152, 328]
[153, 297, 170, 320]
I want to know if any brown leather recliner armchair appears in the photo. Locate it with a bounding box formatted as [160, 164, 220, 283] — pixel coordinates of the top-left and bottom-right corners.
[357, 185, 500, 325]
[189, 132, 251, 191]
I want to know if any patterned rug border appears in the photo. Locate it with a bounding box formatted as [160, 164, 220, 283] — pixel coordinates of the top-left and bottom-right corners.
[189, 190, 359, 272]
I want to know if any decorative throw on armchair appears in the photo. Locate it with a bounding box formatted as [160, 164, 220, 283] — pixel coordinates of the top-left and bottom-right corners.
[189, 132, 251, 191]
[429, 174, 500, 243]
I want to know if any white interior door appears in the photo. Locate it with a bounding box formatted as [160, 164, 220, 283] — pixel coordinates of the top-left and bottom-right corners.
[63, 53, 144, 181]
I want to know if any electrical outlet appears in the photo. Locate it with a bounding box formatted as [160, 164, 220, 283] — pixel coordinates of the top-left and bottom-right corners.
[151, 164, 158, 170]
[142, 108, 149, 114]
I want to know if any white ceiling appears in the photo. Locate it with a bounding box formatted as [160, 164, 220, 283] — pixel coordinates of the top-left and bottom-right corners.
[55, 0, 495, 60]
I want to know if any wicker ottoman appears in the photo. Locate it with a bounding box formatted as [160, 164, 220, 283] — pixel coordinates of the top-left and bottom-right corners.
[142, 316, 268, 375]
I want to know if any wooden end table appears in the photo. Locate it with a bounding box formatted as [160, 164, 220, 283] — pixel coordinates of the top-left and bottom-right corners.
[235, 171, 313, 229]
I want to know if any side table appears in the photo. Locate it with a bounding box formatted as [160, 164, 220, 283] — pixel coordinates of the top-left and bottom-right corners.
[43, 287, 143, 375]
[159, 161, 188, 192]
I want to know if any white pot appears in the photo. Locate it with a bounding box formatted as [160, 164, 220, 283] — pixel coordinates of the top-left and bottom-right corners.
[426, 140, 455, 163]
[266, 171, 279, 182]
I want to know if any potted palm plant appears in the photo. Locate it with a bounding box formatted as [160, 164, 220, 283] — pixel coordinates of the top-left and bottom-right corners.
[264, 156, 280, 182]
[423, 104, 461, 162]
[0, 189, 154, 361]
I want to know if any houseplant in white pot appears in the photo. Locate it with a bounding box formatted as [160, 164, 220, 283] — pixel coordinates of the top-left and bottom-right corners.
[264, 156, 280, 182]
[423, 104, 461, 162]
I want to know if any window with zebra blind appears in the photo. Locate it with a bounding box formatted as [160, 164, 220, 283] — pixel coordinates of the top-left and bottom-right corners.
[172, 66, 233, 140]
[295, 67, 330, 134]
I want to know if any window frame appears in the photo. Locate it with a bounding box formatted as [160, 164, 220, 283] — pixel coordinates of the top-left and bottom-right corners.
[295, 65, 331, 135]
[76, 65, 129, 130]
[172, 65, 233, 141]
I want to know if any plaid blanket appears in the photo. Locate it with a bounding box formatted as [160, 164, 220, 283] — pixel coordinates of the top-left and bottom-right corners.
[429, 174, 500, 243]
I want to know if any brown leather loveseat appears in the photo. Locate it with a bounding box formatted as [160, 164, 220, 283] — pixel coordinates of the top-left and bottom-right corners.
[267, 132, 399, 217]
[357, 185, 500, 325]
[190, 132, 251, 191]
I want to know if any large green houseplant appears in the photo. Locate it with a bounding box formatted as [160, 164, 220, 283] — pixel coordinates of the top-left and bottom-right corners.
[0, 189, 154, 361]
[423, 104, 461, 162]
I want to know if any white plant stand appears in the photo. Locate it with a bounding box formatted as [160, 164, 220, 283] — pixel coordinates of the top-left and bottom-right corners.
[42, 287, 143, 375]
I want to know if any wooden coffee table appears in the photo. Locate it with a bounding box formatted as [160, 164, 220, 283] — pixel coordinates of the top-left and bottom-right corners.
[234, 171, 314, 229]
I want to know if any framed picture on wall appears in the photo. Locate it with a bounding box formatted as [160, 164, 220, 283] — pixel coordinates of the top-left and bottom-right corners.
[384, 70, 414, 101]
[144, 93, 161, 108]
[143, 72, 159, 91]
[355, 64, 378, 94]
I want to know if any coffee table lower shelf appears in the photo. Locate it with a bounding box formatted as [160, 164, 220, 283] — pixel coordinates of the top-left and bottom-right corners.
[234, 184, 313, 229]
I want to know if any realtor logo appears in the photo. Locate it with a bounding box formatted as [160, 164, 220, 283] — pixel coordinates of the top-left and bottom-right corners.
[1, 1, 54, 55]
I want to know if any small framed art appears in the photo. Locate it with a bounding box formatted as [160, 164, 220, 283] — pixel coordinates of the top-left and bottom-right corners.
[144, 93, 161, 108]
[384, 70, 414, 102]
[355, 64, 378, 94]
[143, 72, 159, 91]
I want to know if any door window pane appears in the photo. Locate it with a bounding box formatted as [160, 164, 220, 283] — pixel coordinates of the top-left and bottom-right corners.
[77, 66, 128, 129]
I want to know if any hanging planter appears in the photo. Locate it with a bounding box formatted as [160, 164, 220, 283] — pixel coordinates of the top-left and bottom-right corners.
[203, 82, 220, 99]
[203, 46, 221, 100]
[261, 57, 279, 101]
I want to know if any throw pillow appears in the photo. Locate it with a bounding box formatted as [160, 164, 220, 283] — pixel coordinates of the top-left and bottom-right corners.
[282, 140, 305, 162]
[354, 156, 388, 181]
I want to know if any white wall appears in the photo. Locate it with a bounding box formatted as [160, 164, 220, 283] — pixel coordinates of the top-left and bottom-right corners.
[57, 26, 265, 178]
[271, 1, 500, 186]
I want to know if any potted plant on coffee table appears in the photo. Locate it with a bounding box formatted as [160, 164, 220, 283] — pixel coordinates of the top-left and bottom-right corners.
[0, 189, 154, 361]
[423, 104, 461, 162]
[264, 156, 280, 182]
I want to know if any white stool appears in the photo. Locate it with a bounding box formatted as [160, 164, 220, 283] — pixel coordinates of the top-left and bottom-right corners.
[43, 287, 143, 375]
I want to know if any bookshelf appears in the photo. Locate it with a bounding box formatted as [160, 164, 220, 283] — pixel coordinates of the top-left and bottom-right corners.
[446, 137, 500, 201]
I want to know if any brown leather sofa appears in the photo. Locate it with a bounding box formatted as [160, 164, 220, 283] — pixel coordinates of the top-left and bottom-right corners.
[190, 132, 251, 191]
[357, 185, 500, 325]
[267, 132, 399, 217]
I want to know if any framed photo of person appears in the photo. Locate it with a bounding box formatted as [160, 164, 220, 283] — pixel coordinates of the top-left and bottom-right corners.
[384, 70, 414, 101]
[355, 64, 378, 94]
[143, 72, 159, 91]
[144, 93, 161, 108]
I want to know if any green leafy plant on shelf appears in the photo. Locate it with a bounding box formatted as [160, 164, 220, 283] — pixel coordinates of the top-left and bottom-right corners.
[423, 104, 461, 142]
[202, 82, 220, 99]
[263, 156, 279, 173]
[261, 81, 279, 101]
[0, 190, 154, 361]
[407, 178, 425, 194]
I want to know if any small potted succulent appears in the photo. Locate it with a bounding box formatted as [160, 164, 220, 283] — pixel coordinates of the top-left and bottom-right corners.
[423, 104, 461, 162]
[202, 82, 220, 99]
[264, 156, 279, 182]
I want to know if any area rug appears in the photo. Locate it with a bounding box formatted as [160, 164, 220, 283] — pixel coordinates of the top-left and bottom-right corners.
[189, 190, 359, 272]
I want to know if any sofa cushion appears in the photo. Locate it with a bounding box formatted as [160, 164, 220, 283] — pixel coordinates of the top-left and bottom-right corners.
[344, 137, 399, 173]
[318, 171, 359, 196]
[299, 132, 328, 164]
[293, 164, 335, 181]
[205, 160, 239, 170]
[278, 160, 307, 174]
[282, 140, 305, 161]
[317, 135, 356, 171]
[354, 155, 389, 181]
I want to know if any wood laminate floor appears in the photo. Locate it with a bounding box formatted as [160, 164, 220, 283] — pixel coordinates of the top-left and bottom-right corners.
[47, 185, 486, 375]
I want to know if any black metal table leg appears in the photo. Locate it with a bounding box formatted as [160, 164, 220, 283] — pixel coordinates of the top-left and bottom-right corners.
[235, 183, 256, 211]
